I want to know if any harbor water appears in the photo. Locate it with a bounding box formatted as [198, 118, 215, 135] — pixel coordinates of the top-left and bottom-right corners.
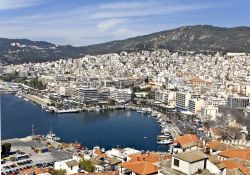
[1, 95, 168, 151]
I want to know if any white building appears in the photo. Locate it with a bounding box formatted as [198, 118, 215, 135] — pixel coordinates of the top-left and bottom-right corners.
[245, 85, 250, 96]
[77, 87, 98, 102]
[176, 91, 191, 110]
[201, 105, 218, 119]
[54, 159, 79, 174]
[59, 86, 75, 97]
[206, 156, 226, 175]
[171, 150, 208, 175]
[110, 88, 132, 103]
[188, 98, 205, 114]
[155, 90, 175, 104]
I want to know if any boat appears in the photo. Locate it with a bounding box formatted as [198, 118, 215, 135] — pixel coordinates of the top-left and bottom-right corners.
[160, 123, 166, 127]
[137, 109, 143, 113]
[142, 108, 148, 114]
[16, 95, 22, 98]
[157, 135, 169, 140]
[157, 118, 162, 123]
[164, 132, 172, 138]
[116, 105, 125, 110]
[151, 112, 158, 117]
[95, 106, 100, 112]
[46, 129, 60, 141]
[55, 108, 80, 113]
[157, 139, 173, 145]
[147, 108, 152, 114]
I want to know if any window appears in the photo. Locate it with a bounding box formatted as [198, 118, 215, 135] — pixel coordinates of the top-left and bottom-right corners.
[174, 158, 179, 167]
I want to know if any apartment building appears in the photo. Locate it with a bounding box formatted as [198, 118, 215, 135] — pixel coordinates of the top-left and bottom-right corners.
[188, 98, 205, 114]
[176, 91, 191, 110]
[155, 90, 175, 104]
[227, 96, 250, 109]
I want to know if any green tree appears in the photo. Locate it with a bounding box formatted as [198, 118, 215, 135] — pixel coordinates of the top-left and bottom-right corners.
[108, 99, 116, 106]
[28, 77, 46, 90]
[1, 143, 11, 156]
[79, 159, 95, 172]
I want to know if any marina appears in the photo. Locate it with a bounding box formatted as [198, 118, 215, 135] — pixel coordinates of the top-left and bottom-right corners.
[1, 94, 170, 151]
[13, 92, 181, 142]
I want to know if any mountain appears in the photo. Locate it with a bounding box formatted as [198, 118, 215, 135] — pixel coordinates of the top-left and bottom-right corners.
[1, 25, 250, 64]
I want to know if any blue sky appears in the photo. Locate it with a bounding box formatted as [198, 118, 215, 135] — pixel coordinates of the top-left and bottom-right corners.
[0, 0, 249, 46]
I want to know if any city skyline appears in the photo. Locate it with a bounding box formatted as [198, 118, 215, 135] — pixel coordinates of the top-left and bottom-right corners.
[1, 0, 250, 46]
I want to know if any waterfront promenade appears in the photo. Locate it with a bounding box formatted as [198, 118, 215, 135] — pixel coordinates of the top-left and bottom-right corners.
[22, 94, 51, 106]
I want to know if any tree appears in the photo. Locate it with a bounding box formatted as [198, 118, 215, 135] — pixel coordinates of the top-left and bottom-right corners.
[79, 159, 95, 172]
[1, 143, 11, 156]
[108, 99, 116, 106]
[28, 77, 46, 90]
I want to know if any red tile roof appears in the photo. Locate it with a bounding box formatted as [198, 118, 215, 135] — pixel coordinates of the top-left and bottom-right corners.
[174, 134, 199, 149]
[120, 161, 159, 175]
[219, 149, 250, 160]
[128, 153, 170, 163]
[222, 160, 250, 175]
[94, 149, 107, 158]
[207, 141, 235, 151]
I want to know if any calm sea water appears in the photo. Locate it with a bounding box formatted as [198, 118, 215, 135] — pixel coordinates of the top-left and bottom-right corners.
[1, 95, 167, 151]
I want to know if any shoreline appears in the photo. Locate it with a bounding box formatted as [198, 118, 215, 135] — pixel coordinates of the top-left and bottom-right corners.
[3, 93, 181, 141]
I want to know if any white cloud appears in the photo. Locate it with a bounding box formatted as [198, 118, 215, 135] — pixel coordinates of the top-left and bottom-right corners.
[97, 18, 124, 32]
[90, 2, 214, 19]
[0, 0, 41, 10]
[114, 28, 139, 38]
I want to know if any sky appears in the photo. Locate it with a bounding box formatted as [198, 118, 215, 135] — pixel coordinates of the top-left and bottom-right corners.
[0, 0, 249, 46]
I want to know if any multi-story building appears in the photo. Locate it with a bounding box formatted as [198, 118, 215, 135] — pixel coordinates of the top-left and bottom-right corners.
[227, 96, 250, 109]
[206, 97, 226, 107]
[77, 87, 98, 102]
[188, 98, 205, 114]
[98, 89, 110, 102]
[201, 105, 218, 119]
[155, 90, 175, 104]
[176, 91, 191, 110]
[110, 88, 132, 103]
[59, 87, 75, 97]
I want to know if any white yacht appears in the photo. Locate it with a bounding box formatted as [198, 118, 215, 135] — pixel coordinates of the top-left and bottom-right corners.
[157, 139, 172, 145]
[46, 129, 60, 141]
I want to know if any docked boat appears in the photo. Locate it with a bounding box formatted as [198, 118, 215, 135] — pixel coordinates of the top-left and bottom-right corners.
[157, 118, 162, 123]
[46, 129, 60, 141]
[137, 109, 143, 113]
[151, 112, 158, 117]
[147, 108, 152, 114]
[157, 139, 172, 145]
[24, 98, 29, 102]
[55, 108, 80, 113]
[157, 135, 169, 140]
